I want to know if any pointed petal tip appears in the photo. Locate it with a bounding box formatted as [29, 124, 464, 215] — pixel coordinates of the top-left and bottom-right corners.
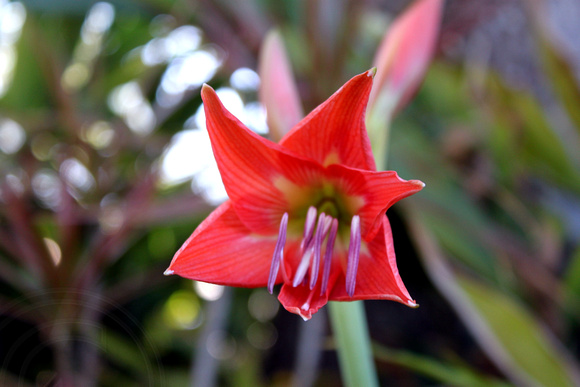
[367, 67, 377, 78]
[201, 83, 214, 98]
[407, 300, 419, 308]
[283, 304, 313, 321]
[164, 269, 175, 276]
[264, 28, 282, 42]
[412, 180, 426, 189]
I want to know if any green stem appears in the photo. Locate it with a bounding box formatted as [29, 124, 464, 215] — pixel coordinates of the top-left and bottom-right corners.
[372, 121, 391, 170]
[327, 95, 394, 387]
[367, 104, 393, 170]
[328, 301, 379, 387]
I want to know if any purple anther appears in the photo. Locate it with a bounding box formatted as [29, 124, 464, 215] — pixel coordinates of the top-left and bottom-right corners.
[300, 206, 317, 252]
[309, 213, 327, 289]
[345, 215, 361, 297]
[320, 218, 338, 296]
[268, 213, 289, 293]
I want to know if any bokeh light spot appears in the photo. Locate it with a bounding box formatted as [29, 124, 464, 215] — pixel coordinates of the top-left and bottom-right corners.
[0, 117, 25, 154]
[194, 281, 224, 301]
[248, 289, 280, 322]
[32, 170, 61, 209]
[163, 290, 201, 330]
[247, 322, 278, 350]
[108, 81, 156, 135]
[230, 67, 260, 91]
[60, 158, 95, 192]
[43, 238, 62, 266]
[206, 330, 236, 360]
[83, 121, 115, 150]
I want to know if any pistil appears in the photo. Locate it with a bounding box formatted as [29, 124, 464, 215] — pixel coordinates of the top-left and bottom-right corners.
[301, 206, 318, 251]
[345, 215, 361, 297]
[293, 241, 315, 287]
[310, 213, 332, 289]
[320, 218, 338, 295]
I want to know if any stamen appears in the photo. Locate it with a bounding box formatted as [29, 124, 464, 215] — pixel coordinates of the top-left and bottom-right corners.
[293, 244, 314, 287]
[320, 218, 338, 296]
[345, 215, 361, 297]
[268, 212, 289, 294]
[322, 216, 333, 235]
[309, 213, 328, 289]
[301, 206, 317, 251]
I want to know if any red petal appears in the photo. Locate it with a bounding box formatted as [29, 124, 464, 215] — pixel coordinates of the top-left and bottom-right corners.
[329, 216, 416, 306]
[355, 169, 424, 241]
[277, 276, 335, 320]
[166, 201, 276, 287]
[324, 164, 424, 241]
[202, 85, 323, 234]
[280, 70, 377, 171]
[277, 240, 343, 320]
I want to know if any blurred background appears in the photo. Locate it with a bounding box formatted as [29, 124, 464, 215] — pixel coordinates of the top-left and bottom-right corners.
[1, 0, 580, 386]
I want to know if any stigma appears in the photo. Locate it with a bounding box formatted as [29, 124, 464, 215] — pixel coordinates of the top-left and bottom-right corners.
[267, 206, 361, 298]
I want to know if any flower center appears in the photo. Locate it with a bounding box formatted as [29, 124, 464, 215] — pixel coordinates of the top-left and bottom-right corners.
[316, 198, 339, 219]
[267, 205, 361, 305]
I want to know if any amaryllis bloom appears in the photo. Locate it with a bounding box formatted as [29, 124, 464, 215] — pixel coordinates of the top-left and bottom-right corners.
[165, 69, 424, 320]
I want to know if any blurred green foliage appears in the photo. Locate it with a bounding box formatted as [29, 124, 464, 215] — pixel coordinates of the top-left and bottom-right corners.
[0, 0, 579, 386]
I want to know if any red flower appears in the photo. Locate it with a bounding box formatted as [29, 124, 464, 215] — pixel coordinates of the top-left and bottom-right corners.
[165, 70, 424, 320]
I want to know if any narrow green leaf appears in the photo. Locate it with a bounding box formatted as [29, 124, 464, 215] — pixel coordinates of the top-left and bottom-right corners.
[458, 276, 576, 387]
[100, 329, 158, 381]
[528, 2, 580, 136]
[373, 343, 512, 387]
[563, 246, 580, 318]
[486, 76, 580, 193]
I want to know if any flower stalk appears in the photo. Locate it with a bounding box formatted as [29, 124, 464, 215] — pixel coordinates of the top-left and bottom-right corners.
[327, 1, 442, 380]
[329, 301, 379, 387]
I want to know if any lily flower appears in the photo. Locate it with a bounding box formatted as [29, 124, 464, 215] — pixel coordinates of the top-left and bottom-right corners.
[165, 69, 424, 320]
